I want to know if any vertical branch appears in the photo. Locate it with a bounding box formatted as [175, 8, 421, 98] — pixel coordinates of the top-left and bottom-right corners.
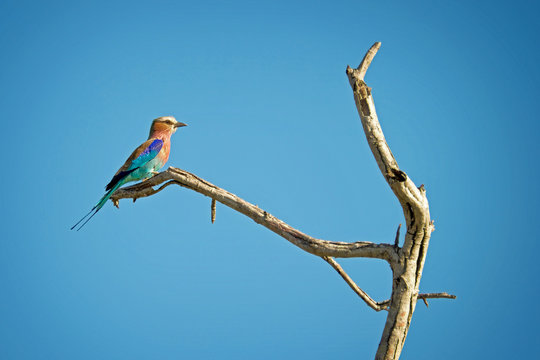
[347, 43, 433, 360]
[394, 224, 401, 247]
[211, 199, 216, 223]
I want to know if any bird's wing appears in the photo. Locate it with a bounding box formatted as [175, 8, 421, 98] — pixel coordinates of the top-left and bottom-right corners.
[105, 138, 163, 191]
[125, 138, 163, 170]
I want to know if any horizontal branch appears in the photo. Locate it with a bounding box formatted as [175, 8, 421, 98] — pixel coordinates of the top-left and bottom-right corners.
[111, 167, 399, 263]
[377, 292, 456, 309]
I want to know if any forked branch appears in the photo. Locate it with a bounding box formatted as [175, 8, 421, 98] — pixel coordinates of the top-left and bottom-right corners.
[322, 256, 386, 311]
[106, 42, 455, 360]
[323, 256, 455, 311]
[346, 42, 449, 359]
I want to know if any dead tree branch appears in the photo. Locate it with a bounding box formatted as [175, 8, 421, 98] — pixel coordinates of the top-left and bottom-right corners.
[111, 168, 399, 262]
[377, 292, 457, 309]
[394, 224, 401, 248]
[322, 256, 455, 312]
[346, 42, 440, 359]
[105, 42, 455, 360]
[322, 256, 387, 311]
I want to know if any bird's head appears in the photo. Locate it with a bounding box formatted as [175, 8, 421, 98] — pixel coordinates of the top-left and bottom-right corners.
[149, 116, 187, 138]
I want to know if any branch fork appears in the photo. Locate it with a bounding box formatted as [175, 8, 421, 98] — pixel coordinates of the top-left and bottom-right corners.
[107, 42, 454, 360]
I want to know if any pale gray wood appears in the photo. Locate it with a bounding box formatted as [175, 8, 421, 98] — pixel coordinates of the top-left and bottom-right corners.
[108, 43, 455, 359]
[111, 167, 399, 262]
[346, 42, 436, 360]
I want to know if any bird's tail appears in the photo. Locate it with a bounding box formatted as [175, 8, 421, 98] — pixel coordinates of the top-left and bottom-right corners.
[70, 181, 124, 231]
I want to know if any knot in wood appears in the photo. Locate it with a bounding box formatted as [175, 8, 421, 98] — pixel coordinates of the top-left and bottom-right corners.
[386, 168, 408, 182]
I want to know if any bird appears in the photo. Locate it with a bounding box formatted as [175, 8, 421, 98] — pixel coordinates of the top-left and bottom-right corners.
[71, 116, 187, 231]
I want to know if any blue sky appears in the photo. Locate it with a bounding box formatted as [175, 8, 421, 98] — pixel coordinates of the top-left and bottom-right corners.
[1, 0, 539, 359]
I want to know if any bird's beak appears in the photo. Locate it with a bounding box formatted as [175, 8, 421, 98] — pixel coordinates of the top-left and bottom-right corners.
[174, 122, 187, 128]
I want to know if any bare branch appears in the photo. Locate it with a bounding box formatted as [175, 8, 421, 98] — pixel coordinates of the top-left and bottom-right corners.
[111, 167, 399, 263]
[346, 43, 437, 359]
[112, 178, 181, 208]
[211, 199, 216, 224]
[101, 42, 450, 360]
[394, 224, 401, 248]
[356, 41, 381, 80]
[322, 256, 387, 311]
[347, 54, 427, 216]
[377, 292, 457, 309]
[322, 255, 456, 314]
[419, 292, 457, 300]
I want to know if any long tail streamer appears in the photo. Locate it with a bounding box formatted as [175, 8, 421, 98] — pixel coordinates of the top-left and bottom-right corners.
[70, 181, 123, 231]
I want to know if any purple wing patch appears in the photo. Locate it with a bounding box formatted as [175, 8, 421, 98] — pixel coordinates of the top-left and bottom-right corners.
[104, 139, 163, 191]
[140, 139, 163, 157]
[130, 139, 163, 169]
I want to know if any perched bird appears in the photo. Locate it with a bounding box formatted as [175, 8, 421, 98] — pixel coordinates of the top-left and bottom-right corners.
[71, 116, 187, 231]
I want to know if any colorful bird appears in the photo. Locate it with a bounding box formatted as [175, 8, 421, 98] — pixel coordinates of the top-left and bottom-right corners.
[71, 116, 187, 231]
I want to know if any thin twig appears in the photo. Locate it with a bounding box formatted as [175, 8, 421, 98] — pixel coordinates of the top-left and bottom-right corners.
[322, 256, 386, 311]
[211, 199, 216, 223]
[418, 292, 457, 300]
[377, 292, 457, 309]
[357, 42, 381, 80]
[394, 224, 401, 248]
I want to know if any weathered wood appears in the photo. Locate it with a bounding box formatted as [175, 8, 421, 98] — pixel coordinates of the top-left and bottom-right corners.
[107, 42, 454, 359]
[346, 42, 435, 360]
[111, 167, 399, 262]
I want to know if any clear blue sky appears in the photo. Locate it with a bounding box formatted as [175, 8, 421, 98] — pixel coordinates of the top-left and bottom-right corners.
[1, 0, 538, 359]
